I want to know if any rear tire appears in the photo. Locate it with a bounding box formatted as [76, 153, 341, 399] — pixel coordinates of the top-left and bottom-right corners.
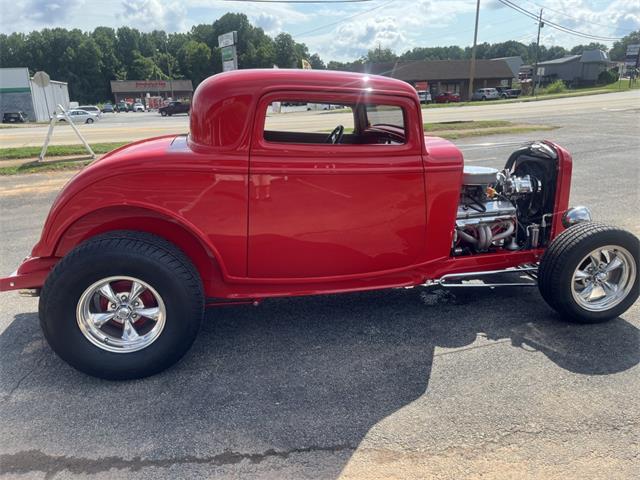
[538, 223, 639, 323]
[39, 231, 204, 380]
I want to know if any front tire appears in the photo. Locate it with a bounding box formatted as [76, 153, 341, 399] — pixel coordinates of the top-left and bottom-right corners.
[39, 231, 204, 379]
[538, 223, 639, 323]
[86, 118, 94, 124]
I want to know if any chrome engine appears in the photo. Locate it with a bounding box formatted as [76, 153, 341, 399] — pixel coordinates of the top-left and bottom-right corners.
[454, 166, 539, 254]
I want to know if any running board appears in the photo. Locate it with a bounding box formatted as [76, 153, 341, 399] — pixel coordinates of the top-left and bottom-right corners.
[420, 265, 538, 288]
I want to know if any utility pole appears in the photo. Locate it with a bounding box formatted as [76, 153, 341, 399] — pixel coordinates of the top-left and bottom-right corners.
[532, 8, 543, 96]
[165, 40, 174, 99]
[467, 0, 481, 102]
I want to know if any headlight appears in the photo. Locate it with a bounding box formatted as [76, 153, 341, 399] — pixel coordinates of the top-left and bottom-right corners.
[562, 206, 592, 228]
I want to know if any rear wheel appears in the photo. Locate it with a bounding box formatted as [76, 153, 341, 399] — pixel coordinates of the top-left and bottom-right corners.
[160, 110, 167, 116]
[538, 223, 639, 323]
[39, 231, 204, 379]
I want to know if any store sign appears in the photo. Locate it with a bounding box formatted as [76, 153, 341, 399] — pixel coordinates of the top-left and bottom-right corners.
[135, 81, 167, 89]
[219, 31, 238, 72]
[625, 44, 640, 67]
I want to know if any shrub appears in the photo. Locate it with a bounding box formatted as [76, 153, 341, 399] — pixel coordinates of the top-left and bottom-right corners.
[544, 80, 566, 94]
[598, 69, 618, 85]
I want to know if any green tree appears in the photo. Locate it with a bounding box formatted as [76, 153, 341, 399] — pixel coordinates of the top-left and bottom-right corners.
[609, 30, 640, 61]
[309, 53, 325, 69]
[570, 43, 608, 55]
[129, 51, 158, 80]
[178, 40, 212, 84]
[274, 33, 297, 68]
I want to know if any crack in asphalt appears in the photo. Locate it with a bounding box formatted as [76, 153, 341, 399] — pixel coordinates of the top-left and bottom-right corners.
[0, 353, 45, 405]
[0, 446, 355, 479]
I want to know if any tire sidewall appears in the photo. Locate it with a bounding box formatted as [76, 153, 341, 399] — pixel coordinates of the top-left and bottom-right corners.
[41, 248, 202, 379]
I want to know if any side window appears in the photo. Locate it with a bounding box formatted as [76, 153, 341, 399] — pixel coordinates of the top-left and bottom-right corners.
[263, 100, 406, 145]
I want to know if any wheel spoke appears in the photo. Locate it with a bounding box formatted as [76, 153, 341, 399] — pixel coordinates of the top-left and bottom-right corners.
[603, 255, 624, 273]
[89, 312, 115, 327]
[579, 283, 595, 301]
[602, 281, 618, 297]
[98, 282, 119, 305]
[134, 307, 161, 321]
[589, 252, 602, 268]
[574, 269, 590, 281]
[122, 319, 140, 341]
[129, 281, 146, 303]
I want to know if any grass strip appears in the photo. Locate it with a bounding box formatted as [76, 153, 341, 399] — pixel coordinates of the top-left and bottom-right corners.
[0, 142, 126, 160]
[0, 159, 93, 176]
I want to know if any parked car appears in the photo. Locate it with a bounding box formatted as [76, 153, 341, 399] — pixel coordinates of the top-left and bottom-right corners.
[116, 101, 131, 112]
[471, 88, 500, 101]
[2, 111, 28, 123]
[417, 90, 432, 104]
[133, 102, 146, 112]
[101, 103, 115, 113]
[434, 91, 461, 103]
[56, 109, 98, 124]
[2, 70, 637, 380]
[159, 100, 190, 116]
[495, 86, 521, 99]
[78, 105, 102, 118]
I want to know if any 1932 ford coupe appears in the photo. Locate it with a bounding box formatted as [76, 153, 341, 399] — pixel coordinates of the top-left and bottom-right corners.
[1, 70, 638, 379]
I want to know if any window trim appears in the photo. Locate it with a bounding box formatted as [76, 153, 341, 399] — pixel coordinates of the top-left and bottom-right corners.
[252, 90, 420, 156]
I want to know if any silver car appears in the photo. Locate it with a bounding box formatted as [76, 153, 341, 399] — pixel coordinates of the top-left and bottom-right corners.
[471, 88, 500, 101]
[56, 109, 98, 124]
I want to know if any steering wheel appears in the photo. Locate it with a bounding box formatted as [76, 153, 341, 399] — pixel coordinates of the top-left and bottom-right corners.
[325, 124, 344, 144]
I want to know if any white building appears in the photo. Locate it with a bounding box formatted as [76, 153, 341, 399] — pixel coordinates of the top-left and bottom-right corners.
[0, 67, 70, 122]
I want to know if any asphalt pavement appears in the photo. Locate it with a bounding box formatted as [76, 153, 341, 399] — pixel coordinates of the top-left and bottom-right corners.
[0, 94, 638, 479]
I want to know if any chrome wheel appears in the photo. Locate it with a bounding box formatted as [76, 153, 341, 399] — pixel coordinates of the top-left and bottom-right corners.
[76, 276, 166, 353]
[571, 246, 636, 312]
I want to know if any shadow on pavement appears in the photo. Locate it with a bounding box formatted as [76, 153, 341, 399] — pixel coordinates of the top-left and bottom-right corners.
[0, 286, 638, 478]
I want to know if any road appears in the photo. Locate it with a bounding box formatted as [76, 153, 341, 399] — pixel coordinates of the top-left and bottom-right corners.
[0, 96, 639, 479]
[1, 90, 638, 147]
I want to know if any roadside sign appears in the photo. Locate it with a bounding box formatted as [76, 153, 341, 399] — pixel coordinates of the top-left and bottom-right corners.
[625, 44, 640, 67]
[218, 31, 238, 72]
[32, 71, 50, 88]
[218, 31, 237, 48]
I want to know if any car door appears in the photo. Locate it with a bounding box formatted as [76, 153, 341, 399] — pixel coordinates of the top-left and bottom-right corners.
[247, 91, 427, 279]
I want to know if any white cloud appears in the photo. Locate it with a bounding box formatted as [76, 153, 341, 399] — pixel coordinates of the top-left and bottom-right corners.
[254, 12, 283, 34]
[0, 0, 84, 30]
[118, 0, 187, 32]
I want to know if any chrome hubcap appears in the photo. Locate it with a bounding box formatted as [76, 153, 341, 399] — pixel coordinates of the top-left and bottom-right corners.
[571, 246, 636, 312]
[76, 276, 166, 353]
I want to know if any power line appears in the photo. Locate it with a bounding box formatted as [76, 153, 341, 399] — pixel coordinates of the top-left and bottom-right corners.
[497, 0, 623, 42]
[294, 0, 396, 38]
[526, 0, 636, 34]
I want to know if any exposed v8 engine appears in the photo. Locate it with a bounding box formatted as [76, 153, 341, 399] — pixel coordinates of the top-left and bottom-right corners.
[453, 141, 556, 255]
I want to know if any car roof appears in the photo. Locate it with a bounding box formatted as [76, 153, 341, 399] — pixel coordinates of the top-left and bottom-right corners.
[190, 69, 418, 149]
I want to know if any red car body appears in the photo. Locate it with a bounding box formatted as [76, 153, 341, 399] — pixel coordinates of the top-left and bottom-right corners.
[0, 69, 570, 302]
[434, 92, 461, 103]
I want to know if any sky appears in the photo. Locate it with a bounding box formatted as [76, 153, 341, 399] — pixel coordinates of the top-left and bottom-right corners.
[0, 0, 638, 62]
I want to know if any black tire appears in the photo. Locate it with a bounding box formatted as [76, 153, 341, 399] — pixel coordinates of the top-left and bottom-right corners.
[160, 110, 167, 116]
[39, 231, 204, 380]
[538, 223, 639, 323]
[86, 118, 94, 124]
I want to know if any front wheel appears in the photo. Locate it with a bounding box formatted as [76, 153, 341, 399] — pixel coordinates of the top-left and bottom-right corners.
[538, 223, 639, 323]
[86, 118, 94, 124]
[39, 231, 204, 379]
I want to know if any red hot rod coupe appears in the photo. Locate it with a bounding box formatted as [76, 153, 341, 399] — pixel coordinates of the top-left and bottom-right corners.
[1, 70, 638, 379]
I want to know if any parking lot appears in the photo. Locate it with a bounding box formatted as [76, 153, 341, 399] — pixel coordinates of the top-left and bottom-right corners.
[0, 93, 639, 479]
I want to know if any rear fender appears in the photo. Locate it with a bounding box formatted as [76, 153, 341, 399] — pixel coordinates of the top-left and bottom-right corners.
[54, 206, 226, 297]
